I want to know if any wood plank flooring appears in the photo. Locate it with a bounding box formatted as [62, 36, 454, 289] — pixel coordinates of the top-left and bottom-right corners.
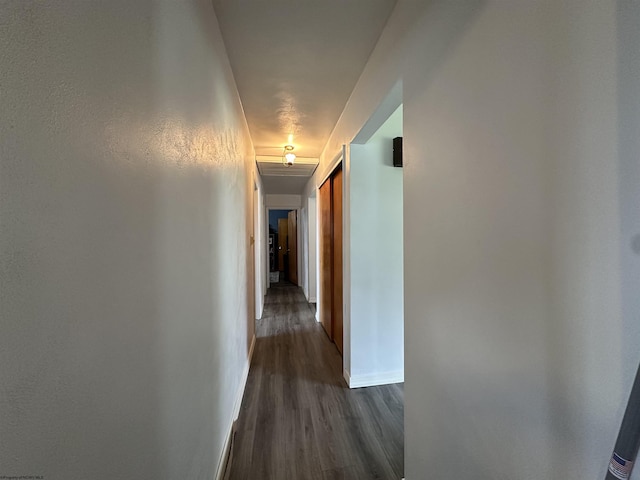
[228, 283, 404, 480]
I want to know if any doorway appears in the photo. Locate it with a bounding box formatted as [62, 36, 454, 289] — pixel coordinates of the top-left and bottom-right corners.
[268, 209, 298, 285]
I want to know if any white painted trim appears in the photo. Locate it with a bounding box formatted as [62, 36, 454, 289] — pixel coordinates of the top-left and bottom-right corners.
[314, 191, 320, 323]
[343, 368, 351, 387]
[308, 296, 317, 303]
[346, 370, 404, 389]
[253, 181, 264, 321]
[341, 144, 351, 391]
[318, 149, 344, 188]
[214, 334, 256, 480]
[297, 207, 303, 289]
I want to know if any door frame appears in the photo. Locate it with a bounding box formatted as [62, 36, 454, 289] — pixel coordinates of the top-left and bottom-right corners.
[253, 181, 264, 320]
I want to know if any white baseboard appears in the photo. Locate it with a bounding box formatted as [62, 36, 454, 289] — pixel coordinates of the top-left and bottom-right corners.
[215, 334, 256, 480]
[344, 369, 404, 389]
[343, 369, 352, 387]
[234, 335, 256, 419]
[308, 295, 317, 303]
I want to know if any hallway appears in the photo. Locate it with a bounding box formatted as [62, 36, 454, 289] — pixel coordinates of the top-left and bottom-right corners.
[3, 2, 638, 478]
[228, 284, 404, 480]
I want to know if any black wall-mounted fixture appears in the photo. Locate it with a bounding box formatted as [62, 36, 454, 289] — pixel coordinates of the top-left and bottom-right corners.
[393, 136, 403, 168]
[605, 363, 640, 480]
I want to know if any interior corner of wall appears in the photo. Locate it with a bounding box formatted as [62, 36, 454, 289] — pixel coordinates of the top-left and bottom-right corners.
[343, 368, 352, 388]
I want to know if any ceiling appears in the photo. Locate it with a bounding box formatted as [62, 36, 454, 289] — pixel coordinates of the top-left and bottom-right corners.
[256, 155, 318, 194]
[212, 0, 397, 194]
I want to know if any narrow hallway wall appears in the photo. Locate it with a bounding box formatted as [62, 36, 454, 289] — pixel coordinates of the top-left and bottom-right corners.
[312, 1, 640, 478]
[0, 1, 256, 478]
[307, 195, 318, 304]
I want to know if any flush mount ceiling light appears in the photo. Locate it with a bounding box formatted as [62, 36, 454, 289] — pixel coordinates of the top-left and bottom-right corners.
[282, 145, 296, 166]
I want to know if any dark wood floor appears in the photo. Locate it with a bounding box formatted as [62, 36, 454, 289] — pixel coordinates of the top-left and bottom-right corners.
[227, 283, 404, 480]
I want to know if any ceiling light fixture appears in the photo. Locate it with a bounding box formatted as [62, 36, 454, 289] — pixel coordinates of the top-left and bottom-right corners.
[282, 145, 296, 166]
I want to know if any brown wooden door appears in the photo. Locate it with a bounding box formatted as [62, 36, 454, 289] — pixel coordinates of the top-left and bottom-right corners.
[319, 180, 333, 339]
[287, 210, 298, 285]
[331, 168, 343, 354]
[277, 218, 288, 272]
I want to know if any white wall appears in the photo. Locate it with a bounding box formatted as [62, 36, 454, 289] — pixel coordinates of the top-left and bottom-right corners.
[308, 195, 318, 304]
[617, 0, 640, 379]
[317, 1, 640, 479]
[298, 194, 319, 305]
[0, 1, 256, 479]
[254, 181, 266, 320]
[300, 206, 309, 298]
[265, 194, 302, 209]
[348, 105, 403, 387]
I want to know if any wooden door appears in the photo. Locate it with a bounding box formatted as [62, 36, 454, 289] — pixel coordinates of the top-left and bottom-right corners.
[277, 218, 288, 272]
[319, 180, 333, 338]
[287, 210, 298, 285]
[331, 168, 343, 354]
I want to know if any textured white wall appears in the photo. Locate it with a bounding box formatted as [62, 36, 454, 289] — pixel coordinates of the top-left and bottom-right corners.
[0, 1, 255, 479]
[402, 3, 618, 476]
[254, 181, 266, 320]
[300, 206, 309, 298]
[617, 0, 640, 393]
[308, 195, 318, 304]
[298, 195, 319, 305]
[265, 194, 302, 209]
[318, 0, 640, 478]
[349, 106, 403, 386]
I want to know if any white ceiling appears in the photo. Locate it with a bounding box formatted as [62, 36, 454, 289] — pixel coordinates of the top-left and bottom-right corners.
[256, 155, 319, 195]
[212, 0, 397, 194]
